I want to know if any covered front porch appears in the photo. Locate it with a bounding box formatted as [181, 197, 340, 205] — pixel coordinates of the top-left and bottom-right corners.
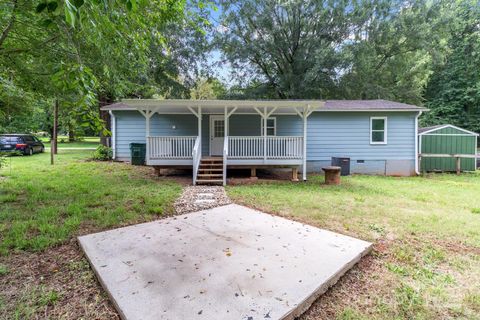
[124, 100, 323, 185]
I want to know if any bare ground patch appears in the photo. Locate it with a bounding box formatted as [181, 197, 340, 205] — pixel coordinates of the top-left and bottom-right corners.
[0, 239, 118, 319]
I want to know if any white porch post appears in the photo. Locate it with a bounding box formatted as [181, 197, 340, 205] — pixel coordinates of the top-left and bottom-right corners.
[263, 106, 267, 162]
[198, 106, 202, 142]
[145, 109, 151, 164]
[224, 106, 228, 136]
[294, 104, 313, 181]
[302, 107, 308, 181]
[252, 106, 277, 163]
[187, 105, 202, 139]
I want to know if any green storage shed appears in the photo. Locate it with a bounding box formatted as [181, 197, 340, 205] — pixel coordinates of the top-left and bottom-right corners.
[419, 124, 478, 172]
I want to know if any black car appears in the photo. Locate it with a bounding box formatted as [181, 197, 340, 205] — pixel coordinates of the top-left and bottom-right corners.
[0, 134, 45, 155]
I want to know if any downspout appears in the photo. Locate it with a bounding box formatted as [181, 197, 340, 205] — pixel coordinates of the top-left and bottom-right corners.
[414, 111, 422, 175]
[109, 110, 116, 160]
[263, 106, 267, 163]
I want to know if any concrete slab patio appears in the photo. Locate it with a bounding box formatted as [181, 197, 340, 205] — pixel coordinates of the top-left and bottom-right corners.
[78, 204, 372, 320]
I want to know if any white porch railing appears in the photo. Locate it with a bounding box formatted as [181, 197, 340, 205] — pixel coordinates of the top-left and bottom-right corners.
[148, 136, 197, 159]
[192, 137, 201, 185]
[228, 136, 303, 159]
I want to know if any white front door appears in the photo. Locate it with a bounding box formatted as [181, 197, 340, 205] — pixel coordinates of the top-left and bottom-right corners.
[210, 115, 225, 156]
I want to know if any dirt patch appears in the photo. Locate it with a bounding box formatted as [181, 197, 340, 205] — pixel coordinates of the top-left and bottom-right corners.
[146, 167, 193, 186]
[0, 240, 119, 319]
[299, 253, 396, 319]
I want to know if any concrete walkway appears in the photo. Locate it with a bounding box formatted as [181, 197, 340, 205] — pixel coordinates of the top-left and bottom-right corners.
[79, 204, 372, 320]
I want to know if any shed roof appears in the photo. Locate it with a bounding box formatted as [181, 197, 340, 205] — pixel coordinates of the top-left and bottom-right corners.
[101, 99, 427, 113]
[419, 124, 479, 136]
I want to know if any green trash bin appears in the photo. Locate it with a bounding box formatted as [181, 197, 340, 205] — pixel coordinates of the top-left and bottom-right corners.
[130, 143, 146, 165]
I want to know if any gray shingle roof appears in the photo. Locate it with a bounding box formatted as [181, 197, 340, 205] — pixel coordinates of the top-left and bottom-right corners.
[323, 99, 424, 110]
[101, 99, 426, 112]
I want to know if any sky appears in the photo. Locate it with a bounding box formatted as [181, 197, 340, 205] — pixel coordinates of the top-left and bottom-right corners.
[203, 3, 236, 86]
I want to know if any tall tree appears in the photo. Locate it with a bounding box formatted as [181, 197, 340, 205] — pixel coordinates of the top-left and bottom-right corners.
[422, 0, 480, 132]
[190, 77, 227, 99]
[216, 0, 444, 105]
[337, 1, 440, 105]
[0, 0, 195, 137]
[216, 0, 364, 99]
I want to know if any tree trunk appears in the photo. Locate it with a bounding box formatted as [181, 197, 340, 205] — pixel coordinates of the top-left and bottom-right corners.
[50, 99, 58, 164]
[99, 96, 113, 147]
[53, 99, 58, 155]
[68, 123, 75, 142]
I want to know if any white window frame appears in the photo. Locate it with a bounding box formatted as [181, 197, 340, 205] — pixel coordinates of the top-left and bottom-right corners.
[260, 117, 276, 136]
[370, 116, 387, 145]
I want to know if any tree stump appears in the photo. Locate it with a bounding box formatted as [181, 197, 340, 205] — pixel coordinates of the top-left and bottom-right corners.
[322, 166, 341, 185]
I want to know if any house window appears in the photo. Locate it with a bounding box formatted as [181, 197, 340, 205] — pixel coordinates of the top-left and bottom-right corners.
[261, 117, 276, 136]
[370, 117, 387, 144]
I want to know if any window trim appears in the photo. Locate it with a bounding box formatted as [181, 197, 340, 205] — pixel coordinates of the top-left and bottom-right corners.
[370, 116, 387, 145]
[260, 117, 276, 136]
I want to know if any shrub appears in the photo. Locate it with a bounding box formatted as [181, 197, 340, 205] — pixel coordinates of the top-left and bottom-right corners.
[92, 145, 113, 161]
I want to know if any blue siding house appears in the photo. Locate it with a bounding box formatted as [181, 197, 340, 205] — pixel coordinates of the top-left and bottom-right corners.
[102, 99, 426, 185]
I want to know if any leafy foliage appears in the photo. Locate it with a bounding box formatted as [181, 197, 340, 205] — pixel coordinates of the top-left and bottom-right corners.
[190, 78, 227, 100]
[92, 145, 112, 161]
[216, 0, 362, 98]
[1, 0, 480, 134]
[0, 0, 210, 136]
[422, 0, 480, 132]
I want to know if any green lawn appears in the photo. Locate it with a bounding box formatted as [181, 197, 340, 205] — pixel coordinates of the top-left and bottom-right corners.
[40, 136, 100, 149]
[227, 174, 480, 319]
[0, 150, 181, 255]
[2, 153, 480, 319]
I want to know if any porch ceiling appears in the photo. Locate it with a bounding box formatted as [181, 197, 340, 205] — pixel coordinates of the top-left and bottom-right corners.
[116, 99, 325, 114]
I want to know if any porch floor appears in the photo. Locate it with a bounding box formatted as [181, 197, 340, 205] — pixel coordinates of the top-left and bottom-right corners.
[78, 204, 372, 320]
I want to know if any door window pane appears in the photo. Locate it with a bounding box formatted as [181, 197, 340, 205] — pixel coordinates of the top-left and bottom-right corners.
[214, 120, 224, 138]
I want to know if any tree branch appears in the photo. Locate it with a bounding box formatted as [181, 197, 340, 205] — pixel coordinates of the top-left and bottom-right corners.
[0, 0, 18, 49]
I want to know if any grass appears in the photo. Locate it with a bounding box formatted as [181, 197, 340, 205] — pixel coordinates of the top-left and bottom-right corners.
[227, 174, 480, 319]
[0, 150, 182, 319]
[2, 152, 480, 319]
[0, 150, 181, 255]
[40, 136, 100, 149]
